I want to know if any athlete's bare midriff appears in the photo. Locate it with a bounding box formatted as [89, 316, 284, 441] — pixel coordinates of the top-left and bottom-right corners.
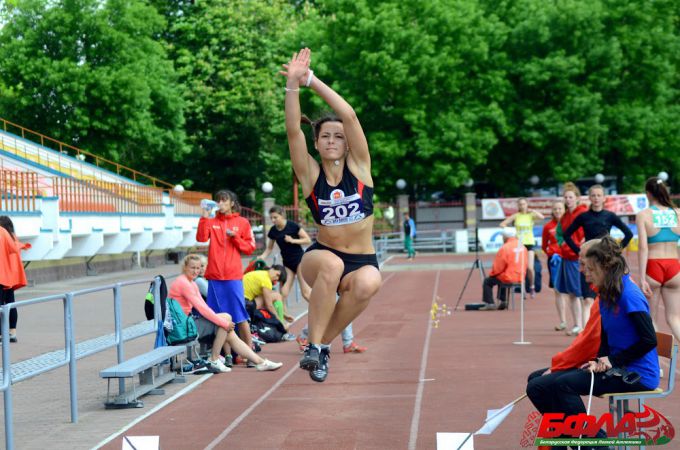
[316, 216, 375, 254]
[646, 240, 680, 259]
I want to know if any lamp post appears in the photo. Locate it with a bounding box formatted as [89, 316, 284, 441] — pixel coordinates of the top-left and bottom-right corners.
[396, 179, 408, 235]
[262, 182, 275, 245]
[464, 178, 476, 229]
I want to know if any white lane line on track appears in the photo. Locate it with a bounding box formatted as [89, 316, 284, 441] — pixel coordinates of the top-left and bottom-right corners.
[408, 269, 441, 450]
[204, 364, 300, 450]
[204, 268, 397, 448]
[92, 373, 214, 449]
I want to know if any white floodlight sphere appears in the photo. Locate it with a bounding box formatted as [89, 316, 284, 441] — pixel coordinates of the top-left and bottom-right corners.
[658, 171, 669, 182]
[173, 184, 185, 194]
[594, 173, 605, 184]
[464, 178, 474, 188]
[396, 179, 407, 190]
[529, 175, 540, 185]
[261, 181, 273, 193]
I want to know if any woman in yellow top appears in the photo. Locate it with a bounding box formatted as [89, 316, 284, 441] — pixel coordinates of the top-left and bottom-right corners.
[500, 198, 545, 297]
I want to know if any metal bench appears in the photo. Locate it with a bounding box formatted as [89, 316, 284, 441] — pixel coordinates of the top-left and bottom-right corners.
[100, 345, 186, 409]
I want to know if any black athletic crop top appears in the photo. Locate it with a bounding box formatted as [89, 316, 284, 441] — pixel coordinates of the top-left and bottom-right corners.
[305, 164, 374, 226]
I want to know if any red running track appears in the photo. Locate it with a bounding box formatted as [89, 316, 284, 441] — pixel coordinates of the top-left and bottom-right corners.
[100, 254, 680, 450]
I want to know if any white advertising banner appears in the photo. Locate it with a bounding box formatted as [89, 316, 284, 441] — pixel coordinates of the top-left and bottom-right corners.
[481, 195, 648, 220]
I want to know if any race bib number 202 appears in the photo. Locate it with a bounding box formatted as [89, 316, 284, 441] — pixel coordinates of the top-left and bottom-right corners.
[319, 190, 365, 226]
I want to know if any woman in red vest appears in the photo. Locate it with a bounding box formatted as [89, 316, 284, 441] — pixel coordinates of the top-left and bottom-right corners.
[0, 216, 31, 342]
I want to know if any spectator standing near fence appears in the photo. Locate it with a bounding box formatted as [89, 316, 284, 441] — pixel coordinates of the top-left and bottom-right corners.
[636, 177, 680, 342]
[283, 48, 382, 382]
[554, 182, 588, 336]
[196, 190, 257, 357]
[0, 216, 31, 343]
[564, 185, 633, 329]
[542, 201, 567, 331]
[403, 212, 416, 259]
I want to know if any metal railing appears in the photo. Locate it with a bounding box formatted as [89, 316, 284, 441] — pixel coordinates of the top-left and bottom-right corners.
[0, 117, 173, 188]
[168, 190, 211, 215]
[374, 230, 458, 259]
[0, 169, 220, 216]
[0, 276, 166, 450]
[0, 170, 39, 212]
[54, 177, 163, 214]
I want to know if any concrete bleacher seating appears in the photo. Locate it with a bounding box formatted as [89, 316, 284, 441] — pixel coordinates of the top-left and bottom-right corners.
[0, 119, 210, 261]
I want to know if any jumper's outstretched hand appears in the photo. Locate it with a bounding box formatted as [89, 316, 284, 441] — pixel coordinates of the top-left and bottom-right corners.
[280, 48, 311, 86]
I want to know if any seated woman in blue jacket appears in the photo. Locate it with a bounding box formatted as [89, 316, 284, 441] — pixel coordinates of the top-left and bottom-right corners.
[540, 237, 658, 447]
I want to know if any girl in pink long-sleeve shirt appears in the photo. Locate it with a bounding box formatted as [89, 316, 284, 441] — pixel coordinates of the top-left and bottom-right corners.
[169, 255, 282, 373]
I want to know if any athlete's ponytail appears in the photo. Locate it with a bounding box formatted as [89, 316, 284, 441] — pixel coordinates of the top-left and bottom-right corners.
[645, 177, 676, 209]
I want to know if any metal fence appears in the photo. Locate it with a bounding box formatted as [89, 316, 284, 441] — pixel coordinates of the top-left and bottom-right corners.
[0, 276, 168, 450]
[0, 170, 39, 212]
[0, 117, 173, 188]
[373, 230, 458, 260]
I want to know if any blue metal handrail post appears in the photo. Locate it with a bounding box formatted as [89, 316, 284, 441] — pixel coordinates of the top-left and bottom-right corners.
[2, 304, 15, 450]
[113, 284, 125, 395]
[153, 277, 161, 324]
[64, 292, 78, 423]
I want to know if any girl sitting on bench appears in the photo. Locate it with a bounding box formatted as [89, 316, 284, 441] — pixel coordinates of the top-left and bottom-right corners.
[169, 254, 283, 373]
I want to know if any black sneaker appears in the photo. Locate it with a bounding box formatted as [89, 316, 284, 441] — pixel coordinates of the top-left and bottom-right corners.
[310, 347, 330, 382]
[300, 344, 320, 371]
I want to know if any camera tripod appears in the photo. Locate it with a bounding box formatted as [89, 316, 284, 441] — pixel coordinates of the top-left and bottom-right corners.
[454, 227, 486, 312]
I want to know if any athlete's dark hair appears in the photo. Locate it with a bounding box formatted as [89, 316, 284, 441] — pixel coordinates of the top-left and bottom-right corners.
[270, 264, 287, 286]
[584, 236, 628, 307]
[645, 177, 676, 209]
[301, 113, 343, 141]
[269, 205, 285, 216]
[213, 189, 241, 213]
[0, 216, 16, 239]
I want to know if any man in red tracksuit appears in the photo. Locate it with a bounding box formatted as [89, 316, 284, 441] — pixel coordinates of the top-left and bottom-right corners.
[196, 190, 257, 356]
[480, 228, 528, 310]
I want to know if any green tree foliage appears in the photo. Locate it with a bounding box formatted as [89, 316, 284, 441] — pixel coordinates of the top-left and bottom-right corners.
[151, 0, 295, 202]
[0, 0, 188, 169]
[485, 0, 680, 193]
[1, 0, 678, 199]
[296, 0, 509, 199]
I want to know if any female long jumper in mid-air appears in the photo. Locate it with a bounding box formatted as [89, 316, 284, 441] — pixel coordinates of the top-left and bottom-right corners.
[281, 48, 382, 382]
